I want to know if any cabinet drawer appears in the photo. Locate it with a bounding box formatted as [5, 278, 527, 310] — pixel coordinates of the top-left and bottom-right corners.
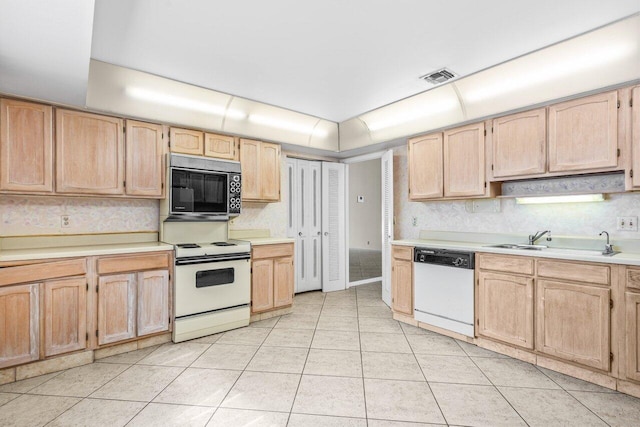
[0, 258, 86, 287]
[252, 243, 294, 260]
[392, 246, 413, 261]
[478, 253, 533, 275]
[627, 267, 640, 291]
[97, 252, 170, 275]
[537, 259, 610, 286]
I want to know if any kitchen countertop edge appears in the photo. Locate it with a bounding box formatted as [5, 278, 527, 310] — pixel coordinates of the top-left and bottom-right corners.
[392, 239, 640, 266]
[241, 237, 296, 246]
[0, 242, 175, 263]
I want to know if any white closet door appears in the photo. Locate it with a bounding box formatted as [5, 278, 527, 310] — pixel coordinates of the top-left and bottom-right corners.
[381, 150, 394, 307]
[306, 161, 322, 291]
[322, 162, 346, 292]
[286, 158, 297, 238]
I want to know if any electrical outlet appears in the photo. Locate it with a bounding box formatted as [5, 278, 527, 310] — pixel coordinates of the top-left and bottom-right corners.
[61, 215, 70, 228]
[412, 216, 417, 227]
[617, 216, 638, 231]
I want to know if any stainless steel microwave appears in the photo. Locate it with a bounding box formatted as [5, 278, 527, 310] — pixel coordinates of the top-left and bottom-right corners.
[166, 154, 241, 221]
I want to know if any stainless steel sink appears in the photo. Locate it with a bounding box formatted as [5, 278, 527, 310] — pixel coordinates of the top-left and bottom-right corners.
[485, 244, 547, 251]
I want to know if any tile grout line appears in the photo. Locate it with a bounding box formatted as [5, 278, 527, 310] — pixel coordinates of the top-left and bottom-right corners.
[355, 284, 370, 426]
[532, 365, 612, 426]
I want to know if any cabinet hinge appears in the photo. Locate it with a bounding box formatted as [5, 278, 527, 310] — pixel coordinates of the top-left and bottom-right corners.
[491, 127, 494, 133]
[617, 100, 620, 109]
[162, 132, 164, 139]
[96, 284, 99, 293]
[484, 181, 487, 188]
[95, 330, 99, 337]
[631, 98, 633, 108]
[617, 149, 620, 158]
[250, 268, 253, 274]
[123, 181, 126, 187]
[631, 169, 634, 178]
[161, 182, 164, 189]
[86, 283, 88, 291]
[168, 316, 171, 324]
[123, 125, 126, 133]
[484, 129, 486, 136]
[491, 164, 494, 171]
[610, 352, 614, 362]
[85, 332, 88, 341]
[477, 319, 479, 326]
[610, 299, 614, 309]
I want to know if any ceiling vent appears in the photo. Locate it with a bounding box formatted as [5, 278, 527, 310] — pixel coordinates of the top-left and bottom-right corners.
[420, 68, 457, 85]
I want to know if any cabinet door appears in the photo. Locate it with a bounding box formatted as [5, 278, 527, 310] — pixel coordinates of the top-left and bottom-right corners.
[626, 292, 640, 382]
[536, 279, 610, 371]
[632, 86, 640, 188]
[548, 91, 618, 172]
[444, 122, 485, 197]
[0, 99, 53, 192]
[43, 278, 87, 357]
[392, 259, 413, 315]
[478, 271, 534, 349]
[261, 142, 281, 201]
[251, 259, 274, 313]
[125, 120, 164, 197]
[169, 128, 203, 155]
[240, 139, 261, 200]
[492, 108, 546, 178]
[0, 284, 39, 368]
[137, 270, 170, 337]
[56, 109, 124, 195]
[407, 133, 443, 199]
[98, 274, 136, 345]
[273, 256, 294, 308]
[205, 133, 237, 160]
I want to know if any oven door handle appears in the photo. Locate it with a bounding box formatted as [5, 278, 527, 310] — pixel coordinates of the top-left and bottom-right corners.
[175, 253, 251, 265]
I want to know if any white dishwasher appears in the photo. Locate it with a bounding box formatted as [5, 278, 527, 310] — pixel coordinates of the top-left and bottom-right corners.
[413, 247, 475, 337]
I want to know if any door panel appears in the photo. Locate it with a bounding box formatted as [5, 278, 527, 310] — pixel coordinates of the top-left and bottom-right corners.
[261, 142, 281, 201]
[98, 274, 136, 345]
[43, 278, 87, 357]
[274, 257, 294, 307]
[170, 128, 203, 155]
[125, 120, 164, 197]
[294, 159, 322, 293]
[322, 162, 346, 292]
[0, 284, 39, 368]
[444, 122, 485, 197]
[381, 150, 394, 306]
[240, 139, 261, 200]
[391, 258, 412, 315]
[205, 133, 237, 160]
[251, 259, 274, 313]
[625, 292, 640, 382]
[137, 270, 169, 336]
[408, 133, 443, 199]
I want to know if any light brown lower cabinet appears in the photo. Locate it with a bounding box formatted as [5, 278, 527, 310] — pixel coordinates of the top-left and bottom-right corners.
[251, 243, 294, 314]
[43, 278, 87, 357]
[477, 271, 534, 349]
[97, 269, 170, 346]
[0, 284, 39, 368]
[625, 291, 640, 382]
[536, 279, 611, 371]
[391, 245, 413, 315]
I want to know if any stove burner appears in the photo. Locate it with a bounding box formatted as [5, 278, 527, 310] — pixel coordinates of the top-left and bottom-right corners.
[212, 242, 236, 246]
[177, 243, 201, 249]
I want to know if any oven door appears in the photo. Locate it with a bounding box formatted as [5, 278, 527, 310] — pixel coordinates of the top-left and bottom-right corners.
[174, 255, 251, 318]
[171, 168, 229, 217]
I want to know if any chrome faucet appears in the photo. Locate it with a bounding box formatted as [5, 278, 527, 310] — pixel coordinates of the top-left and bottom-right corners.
[528, 230, 551, 245]
[599, 231, 614, 255]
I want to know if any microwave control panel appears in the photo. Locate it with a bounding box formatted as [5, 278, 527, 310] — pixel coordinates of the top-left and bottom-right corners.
[229, 173, 242, 215]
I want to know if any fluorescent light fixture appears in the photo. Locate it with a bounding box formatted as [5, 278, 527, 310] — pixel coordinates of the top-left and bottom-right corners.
[248, 114, 328, 138]
[515, 194, 605, 205]
[465, 42, 635, 103]
[364, 98, 458, 132]
[125, 87, 246, 120]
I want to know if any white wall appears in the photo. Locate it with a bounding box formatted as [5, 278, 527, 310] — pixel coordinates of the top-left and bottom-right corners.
[393, 146, 640, 241]
[349, 158, 382, 250]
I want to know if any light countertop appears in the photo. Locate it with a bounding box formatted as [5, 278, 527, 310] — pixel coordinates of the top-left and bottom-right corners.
[0, 242, 174, 263]
[240, 237, 296, 246]
[392, 239, 640, 266]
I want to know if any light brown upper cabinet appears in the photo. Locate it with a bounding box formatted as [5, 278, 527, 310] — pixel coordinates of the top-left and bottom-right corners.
[0, 98, 53, 193]
[444, 122, 486, 197]
[548, 91, 619, 173]
[56, 109, 125, 195]
[240, 138, 281, 202]
[492, 108, 546, 179]
[631, 86, 640, 188]
[169, 127, 204, 155]
[125, 120, 164, 197]
[205, 133, 238, 161]
[408, 133, 443, 199]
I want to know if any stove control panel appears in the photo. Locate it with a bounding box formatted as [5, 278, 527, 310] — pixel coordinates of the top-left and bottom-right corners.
[229, 173, 242, 216]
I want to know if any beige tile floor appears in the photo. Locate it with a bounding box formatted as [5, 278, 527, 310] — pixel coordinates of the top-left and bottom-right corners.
[1, 282, 640, 426]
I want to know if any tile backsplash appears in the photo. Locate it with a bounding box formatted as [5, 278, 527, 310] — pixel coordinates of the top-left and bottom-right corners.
[393, 146, 640, 241]
[0, 196, 159, 236]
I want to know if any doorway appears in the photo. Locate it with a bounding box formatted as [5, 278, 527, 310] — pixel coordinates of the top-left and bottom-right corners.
[347, 158, 382, 284]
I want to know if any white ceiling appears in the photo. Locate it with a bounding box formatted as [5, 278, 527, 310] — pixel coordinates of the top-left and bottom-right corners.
[91, 0, 640, 122]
